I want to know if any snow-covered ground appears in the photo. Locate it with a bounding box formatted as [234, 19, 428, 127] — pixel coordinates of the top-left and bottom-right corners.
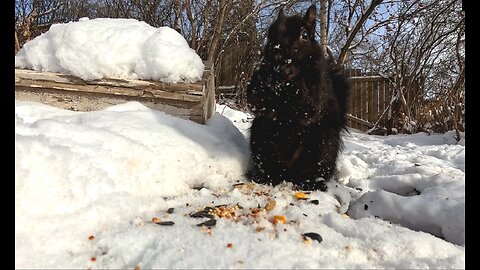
[15, 17, 464, 269]
[14, 18, 204, 83]
[15, 101, 465, 269]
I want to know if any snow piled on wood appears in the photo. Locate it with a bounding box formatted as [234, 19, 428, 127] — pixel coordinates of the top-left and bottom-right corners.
[14, 18, 204, 83]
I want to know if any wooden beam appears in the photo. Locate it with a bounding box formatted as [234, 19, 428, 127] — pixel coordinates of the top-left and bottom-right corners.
[346, 114, 374, 128]
[15, 61, 216, 124]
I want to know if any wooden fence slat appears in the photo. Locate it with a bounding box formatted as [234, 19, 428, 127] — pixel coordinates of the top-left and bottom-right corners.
[355, 69, 362, 130]
[361, 81, 368, 131]
[379, 80, 385, 115]
[354, 81, 361, 128]
[350, 81, 356, 129]
[367, 80, 374, 124]
[383, 80, 392, 128]
[347, 75, 354, 126]
[372, 80, 379, 124]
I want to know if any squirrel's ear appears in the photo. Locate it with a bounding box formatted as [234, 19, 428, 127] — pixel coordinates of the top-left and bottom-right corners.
[278, 8, 285, 20]
[304, 5, 317, 26]
[304, 5, 317, 36]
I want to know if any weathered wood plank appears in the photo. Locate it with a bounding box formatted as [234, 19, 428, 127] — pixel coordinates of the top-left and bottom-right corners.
[372, 80, 379, 124]
[350, 82, 357, 128]
[15, 68, 206, 92]
[15, 78, 203, 103]
[354, 81, 361, 126]
[15, 61, 216, 124]
[379, 80, 386, 115]
[361, 81, 368, 123]
[367, 80, 374, 124]
[15, 86, 203, 118]
[346, 114, 373, 128]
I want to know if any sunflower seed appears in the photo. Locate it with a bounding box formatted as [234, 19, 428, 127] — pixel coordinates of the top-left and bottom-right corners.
[156, 221, 175, 226]
[196, 219, 216, 227]
[190, 210, 214, 219]
[302, 232, 323, 243]
[309, 200, 319, 205]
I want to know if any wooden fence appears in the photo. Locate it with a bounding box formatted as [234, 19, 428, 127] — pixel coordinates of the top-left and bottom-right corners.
[345, 69, 393, 132]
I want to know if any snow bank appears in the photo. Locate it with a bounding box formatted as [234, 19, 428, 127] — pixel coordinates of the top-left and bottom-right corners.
[338, 130, 465, 246]
[15, 102, 465, 269]
[16, 100, 248, 216]
[15, 18, 204, 83]
[348, 188, 465, 245]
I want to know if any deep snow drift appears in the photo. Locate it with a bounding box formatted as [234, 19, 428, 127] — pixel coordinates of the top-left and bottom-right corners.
[15, 101, 465, 269]
[14, 18, 204, 83]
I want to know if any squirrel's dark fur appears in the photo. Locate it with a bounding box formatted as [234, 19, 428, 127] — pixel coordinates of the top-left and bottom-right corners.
[246, 5, 350, 191]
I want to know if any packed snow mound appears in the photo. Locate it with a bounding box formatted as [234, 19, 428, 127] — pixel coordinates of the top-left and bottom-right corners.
[15, 101, 249, 215]
[15, 18, 204, 83]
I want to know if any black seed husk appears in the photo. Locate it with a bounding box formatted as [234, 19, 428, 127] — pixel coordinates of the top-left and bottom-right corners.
[196, 219, 216, 227]
[233, 183, 245, 187]
[190, 210, 214, 219]
[157, 221, 175, 226]
[309, 200, 319, 205]
[364, 204, 369, 210]
[303, 232, 323, 243]
[167, 208, 174, 214]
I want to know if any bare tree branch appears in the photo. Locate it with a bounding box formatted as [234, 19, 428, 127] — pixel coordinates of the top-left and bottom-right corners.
[337, 0, 382, 66]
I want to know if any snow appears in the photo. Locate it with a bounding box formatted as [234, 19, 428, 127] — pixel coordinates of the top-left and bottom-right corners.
[14, 18, 204, 83]
[15, 101, 465, 269]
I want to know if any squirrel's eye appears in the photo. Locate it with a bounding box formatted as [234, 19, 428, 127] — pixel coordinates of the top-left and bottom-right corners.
[300, 28, 309, 40]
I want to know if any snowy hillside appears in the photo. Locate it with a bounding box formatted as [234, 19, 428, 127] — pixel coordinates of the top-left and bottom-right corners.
[15, 101, 465, 269]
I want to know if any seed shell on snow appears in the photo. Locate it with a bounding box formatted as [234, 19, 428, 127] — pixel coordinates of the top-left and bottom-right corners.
[264, 199, 276, 211]
[196, 219, 217, 227]
[167, 208, 174, 214]
[309, 199, 319, 205]
[255, 226, 265, 232]
[302, 232, 323, 243]
[156, 221, 175, 226]
[190, 210, 214, 219]
[270, 215, 286, 224]
[294, 192, 309, 200]
[204, 206, 215, 212]
[232, 182, 246, 187]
